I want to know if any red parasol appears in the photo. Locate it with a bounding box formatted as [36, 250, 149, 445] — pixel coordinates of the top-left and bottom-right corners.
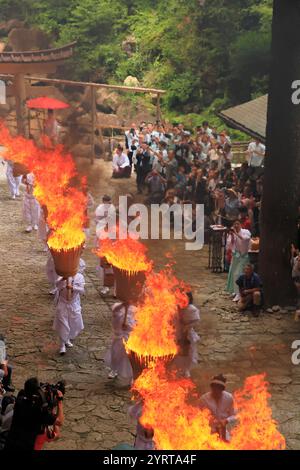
[26, 96, 70, 110]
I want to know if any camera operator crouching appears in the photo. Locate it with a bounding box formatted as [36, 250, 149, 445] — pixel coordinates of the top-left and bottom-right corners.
[4, 377, 65, 451]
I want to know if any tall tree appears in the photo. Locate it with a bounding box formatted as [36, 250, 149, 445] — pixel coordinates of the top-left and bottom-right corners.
[260, 0, 300, 306]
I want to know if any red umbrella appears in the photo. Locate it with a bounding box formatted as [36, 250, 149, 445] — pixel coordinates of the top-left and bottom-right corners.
[26, 96, 70, 110]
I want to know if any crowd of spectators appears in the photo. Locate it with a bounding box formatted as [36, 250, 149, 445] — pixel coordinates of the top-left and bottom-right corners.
[111, 120, 265, 238]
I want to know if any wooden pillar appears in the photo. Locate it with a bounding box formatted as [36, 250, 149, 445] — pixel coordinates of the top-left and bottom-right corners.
[28, 78, 31, 137]
[91, 85, 96, 164]
[14, 73, 28, 137]
[156, 93, 161, 123]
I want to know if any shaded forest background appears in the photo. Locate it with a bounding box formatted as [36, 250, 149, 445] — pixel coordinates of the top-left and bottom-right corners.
[0, 0, 272, 130]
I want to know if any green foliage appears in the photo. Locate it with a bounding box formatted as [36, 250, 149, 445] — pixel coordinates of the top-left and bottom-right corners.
[0, 0, 273, 127]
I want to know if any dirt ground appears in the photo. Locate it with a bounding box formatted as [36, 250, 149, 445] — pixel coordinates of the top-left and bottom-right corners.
[0, 158, 300, 450]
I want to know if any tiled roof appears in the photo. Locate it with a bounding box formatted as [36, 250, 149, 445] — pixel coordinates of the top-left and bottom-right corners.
[219, 94, 267, 142]
[0, 42, 76, 64]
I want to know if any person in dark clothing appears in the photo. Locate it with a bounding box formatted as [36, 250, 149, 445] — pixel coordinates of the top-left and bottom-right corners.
[135, 144, 152, 193]
[236, 264, 263, 315]
[194, 169, 207, 204]
[4, 377, 59, 451]
[145, 170, 166, 204]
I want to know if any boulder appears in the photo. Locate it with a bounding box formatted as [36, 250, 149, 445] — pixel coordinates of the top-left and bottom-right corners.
[7, 27, 51, 52]
[96, 112, 121, 128]
[0, 19, 25, 36]
[95, 88, 120, 114]
[123, 75, 140, 88]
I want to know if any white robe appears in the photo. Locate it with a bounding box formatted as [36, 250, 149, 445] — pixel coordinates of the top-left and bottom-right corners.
[22, 173, 40, 226]
[128, 401, 155, 450]
[104, 302, 136, 380]
[46, 253, 61, 288]
[38, 211, 49, 246]
[6, 161, 22, 197]
[200, 391, 236, 441]
[53, 272, 85, 342]
[171, 304, 200, 375]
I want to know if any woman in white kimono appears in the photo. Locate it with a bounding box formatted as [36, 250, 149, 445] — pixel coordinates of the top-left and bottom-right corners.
[105, 302, 136, 382]
[22, 173, 40, 233]
[128, 400, 155, 450]
[46, 252, 61, 295]
[5, 160, 22, 200]
[171, 292, 200, 378]
[95, 195, 115, 295]
[226, 219, 251, 302]
[53, 259, 85, 355]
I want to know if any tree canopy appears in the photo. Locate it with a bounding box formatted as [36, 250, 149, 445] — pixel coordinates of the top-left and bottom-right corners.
[0, 0, 272, 118]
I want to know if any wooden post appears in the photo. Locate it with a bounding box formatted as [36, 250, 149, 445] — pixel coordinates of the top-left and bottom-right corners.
[259, 0, 300, 305]
[14, 73, 28, 137]
[156, 93, 161, 123]
[28, 78, 31, 137]
[91, 85, 96, 164]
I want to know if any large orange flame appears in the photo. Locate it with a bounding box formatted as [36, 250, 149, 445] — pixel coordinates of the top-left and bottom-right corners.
[133, 363, 286, 450]
[0, 123, 86, 250]
[96, 235, 152, 274]
[126, 269, 189, 359]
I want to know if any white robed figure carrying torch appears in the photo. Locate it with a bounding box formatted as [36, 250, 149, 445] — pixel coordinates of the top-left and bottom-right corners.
[22, 172, 40, 233]
[53, 258, 85, 355]
[4, 160, 22, 199]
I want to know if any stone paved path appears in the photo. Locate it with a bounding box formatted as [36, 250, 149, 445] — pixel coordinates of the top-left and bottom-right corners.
[0, 160, 300, 450]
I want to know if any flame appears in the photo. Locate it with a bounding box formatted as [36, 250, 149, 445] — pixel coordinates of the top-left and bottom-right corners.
[96, 235, 152, 274]
[133, 363, 286, 450]
[126, 269, 189, 359]
[0, 122, 86, 250]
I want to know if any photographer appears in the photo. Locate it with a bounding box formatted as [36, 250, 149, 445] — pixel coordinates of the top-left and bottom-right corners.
[0, 335, 13, 393]
[5, 377, 64, 451]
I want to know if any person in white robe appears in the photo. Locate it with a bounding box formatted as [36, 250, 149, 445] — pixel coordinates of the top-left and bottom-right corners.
[5, 160, 22, 200]
[95, 195, 116, 295]
[44, 109, 60, 145]
[53, 259, 85, 355]
[38, 206, 49, 251]
[226, 220, 251, 301]
[83, 190, 95, 242]
[22, 173, 40, 233]
[46, 252, 62, 295]
[199, 374, 236, 442]
[171, 292, 200, 378]
[128, 400, 155, 450]
[104, 302, 136, 382]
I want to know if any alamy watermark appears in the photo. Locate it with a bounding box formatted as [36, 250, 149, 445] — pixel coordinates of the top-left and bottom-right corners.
[97, 196, 204, 251]
[291, 340, 300, 365]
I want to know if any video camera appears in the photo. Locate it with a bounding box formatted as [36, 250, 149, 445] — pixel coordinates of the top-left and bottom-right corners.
[39, 380, 66, 409]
